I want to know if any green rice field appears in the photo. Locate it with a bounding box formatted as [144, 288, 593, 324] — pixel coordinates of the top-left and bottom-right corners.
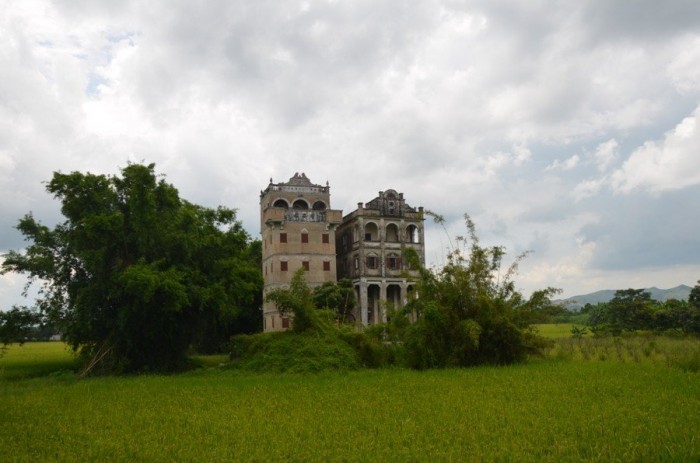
[534, 323, 589, 339]
[1, 340, 699, 462]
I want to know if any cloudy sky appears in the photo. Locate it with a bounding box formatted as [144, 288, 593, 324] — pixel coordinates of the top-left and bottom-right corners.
[2, 0, 700, 309]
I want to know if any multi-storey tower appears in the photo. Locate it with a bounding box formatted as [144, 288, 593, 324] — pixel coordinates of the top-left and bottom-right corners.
[335, 190, 425, 325]
[260, 173, 342, 331]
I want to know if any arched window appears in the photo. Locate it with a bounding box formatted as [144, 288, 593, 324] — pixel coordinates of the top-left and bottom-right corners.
[293, 199, 309, 209]
[406, 224, 419, 243]
[385, 223, 399, 242]
[312, 201, 326, 210]
[364, 222, 378, 241]
[273, 199, 288, 208]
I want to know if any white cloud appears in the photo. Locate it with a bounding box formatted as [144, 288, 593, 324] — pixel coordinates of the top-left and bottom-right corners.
[545, 154, 579, 171]
[593, 139, 618, 172]
[572, 178, 605, 201]
[668, 35, 700, 93]
[611, 106, 700, 194]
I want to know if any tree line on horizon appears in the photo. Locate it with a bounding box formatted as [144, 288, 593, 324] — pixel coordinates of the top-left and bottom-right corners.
[579, 286, 700, 335]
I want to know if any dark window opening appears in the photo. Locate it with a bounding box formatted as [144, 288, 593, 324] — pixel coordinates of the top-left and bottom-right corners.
[366, 256, 378, 269]
[301, 233, 309, 243]
[387, 256, 401, 270]
[281, 261, 288, 272]
[323, 261, 331, 271]
[302, 261, 310, 271]
[322, 233, 329, 244]
[293, 199, 308, 209]
[280, 233, 287, 243]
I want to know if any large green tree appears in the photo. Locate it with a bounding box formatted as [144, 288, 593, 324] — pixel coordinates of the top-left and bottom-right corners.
[607, 289, 656, 332]
[690, 280, 700, 310]
[1, 163, 262, 373]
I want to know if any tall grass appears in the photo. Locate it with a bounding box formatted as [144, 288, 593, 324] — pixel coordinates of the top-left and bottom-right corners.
[1, 343, 698, 461]
[545, 334, 700, 372]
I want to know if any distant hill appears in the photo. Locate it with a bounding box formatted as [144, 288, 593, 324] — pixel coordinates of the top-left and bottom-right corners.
[556, 285, 693, 311]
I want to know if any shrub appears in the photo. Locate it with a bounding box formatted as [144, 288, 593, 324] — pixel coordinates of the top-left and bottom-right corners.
[389, 214, 555, 369]
[229, 331, 361, 373]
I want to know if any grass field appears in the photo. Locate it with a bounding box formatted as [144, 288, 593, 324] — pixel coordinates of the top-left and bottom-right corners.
[1, 341, 699, 462]
[534, 323, 589, 339]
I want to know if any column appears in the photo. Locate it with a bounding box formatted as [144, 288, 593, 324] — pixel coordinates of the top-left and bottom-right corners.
[380, 282, 388, 323]
[359, 280, 368, 326]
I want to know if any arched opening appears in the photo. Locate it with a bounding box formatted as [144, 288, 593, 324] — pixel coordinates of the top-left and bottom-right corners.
[293, 199, 309, 209]
[406, 224, 419, 243]
[273, 199, 288, 208]
[387, 284, 402, 308]
[367, 284, 380, 325]
[385, 223, 399, 242]
[312, 200, 326, 211]
[364, 222, 378, 241]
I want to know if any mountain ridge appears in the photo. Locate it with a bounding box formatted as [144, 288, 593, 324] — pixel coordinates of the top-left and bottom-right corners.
[556, 284, 693, 310]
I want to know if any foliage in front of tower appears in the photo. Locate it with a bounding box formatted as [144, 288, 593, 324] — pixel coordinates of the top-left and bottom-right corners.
[1, 163, 262, 373]
[387, 214, 556, 368]
[229, 269, 391, 372]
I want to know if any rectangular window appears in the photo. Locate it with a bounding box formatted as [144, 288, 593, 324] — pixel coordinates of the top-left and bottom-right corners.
[387, 256, 400, 270]
[301, 233, 309, 243]
[280, 233, 287, 243]
[322, 233, 329, 244]
[323, 261, 331, 271]
[367, 256, 377, 269]
[281, 261, 288, 272]
[365, 233, 372, 241]
[302, 261, 310, 271]
[282, 318, 290, 329]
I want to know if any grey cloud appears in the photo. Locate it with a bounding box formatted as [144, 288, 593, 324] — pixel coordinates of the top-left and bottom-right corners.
[581, 187, 700, 270]
[581, 1, 700, 43]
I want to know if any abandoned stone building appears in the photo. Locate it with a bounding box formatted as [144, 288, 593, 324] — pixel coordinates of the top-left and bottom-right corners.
[260, 173, 425, 332]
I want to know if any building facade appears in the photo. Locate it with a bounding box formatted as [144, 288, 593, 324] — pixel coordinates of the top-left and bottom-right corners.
[261, 175, 425, 331]
[335, 190, 425, 325]
[260, 173, 342, 331]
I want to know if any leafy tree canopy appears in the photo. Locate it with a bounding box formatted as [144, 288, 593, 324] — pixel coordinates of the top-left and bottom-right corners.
[1, 163, 262, 373]
[690, 280, 700, 310]
[312, 279, 356, 323]
[388, 213, 557, 368]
